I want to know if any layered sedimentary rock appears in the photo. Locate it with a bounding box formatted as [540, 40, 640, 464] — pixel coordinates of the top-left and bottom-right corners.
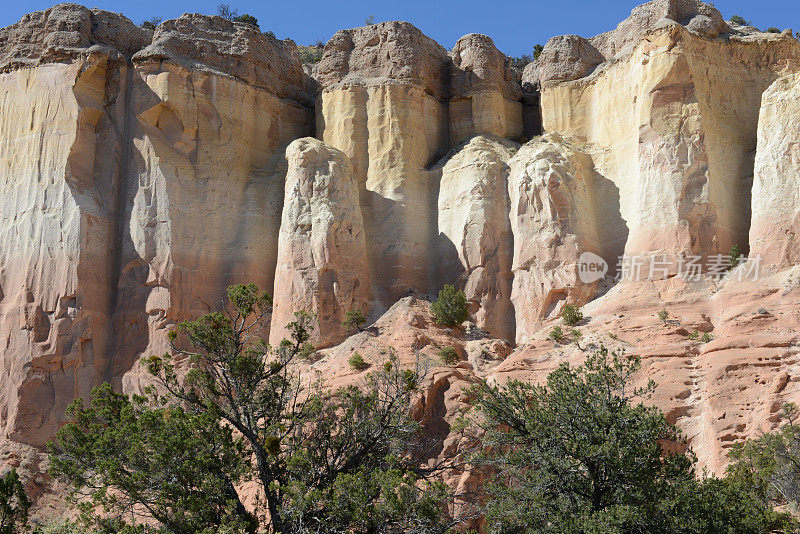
[449, 34, 524, 145]
[5, 0, 800, 494]
[0, 5, 147, 446]
[507, 135, 607, 342]
[315, 24, 534, 306]
[0, 5, 315, 445]
[539, 1, 800, 264]
[433, 136, 517, 341]
[750, 72, 800, 265]
[113, 14, 314, 390]
[315, 21, 451, 305]
[270, 138, 370, 348]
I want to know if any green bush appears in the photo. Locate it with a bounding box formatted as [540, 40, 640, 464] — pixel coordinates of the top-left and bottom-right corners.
[233, 13, 258, 26]
[730, 15, 749, 26]
[532, 43, 544, 59]
[730, 243, 741, 268]
[0, 468, 29, 533]
[298, 342, 317, 361]
[431, 285, 468, 326]
[687, 329, 700, 341]
[299, 46, 324, 63]
[32, 519, 94, 534]
[348, 351, 370, 371]
[437, 346, 460, 366]
[767, 27, 781, 33]
[342, 308, 367, 333]
[548, 325, 565, 342]
[468, 345, 788, 532]
[658, 309, 669, 324]
[561, 304, 583, 326]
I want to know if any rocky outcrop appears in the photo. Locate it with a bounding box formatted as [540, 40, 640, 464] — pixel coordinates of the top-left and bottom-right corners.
[507, 135, 606, 341]
[541, 24, 800, 264]
[0, 4, 146, 446]
[449, 34, 523, 145]
[112, 13, 314, 393]
[134, 13, 315, 105]
[538, 35, 605, 85]
[5, 0, 800, 499]
[0, 3, 148, 71]
[588, 0, 729, 61]
[0, 5, 315, 445]
[433, 136, 517, 341]
[316, 22, 451, 305]
[316, 24, 533, 306]
[270, 138, 370, 348]
[750, 72, 800, 265]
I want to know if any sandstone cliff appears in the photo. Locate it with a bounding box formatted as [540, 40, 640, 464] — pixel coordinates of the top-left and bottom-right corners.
[1, 0, 800, 503]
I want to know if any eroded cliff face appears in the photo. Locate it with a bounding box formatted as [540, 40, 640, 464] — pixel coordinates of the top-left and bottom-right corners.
[750, 71, 800, 265]
[270, 138, 370, 348]
[0, 5, 315, 445]
[2, 0, 800, 489]
[540, 15, 800, 264]
[114, 14, 314, 393]
[0, 5, 147, 445]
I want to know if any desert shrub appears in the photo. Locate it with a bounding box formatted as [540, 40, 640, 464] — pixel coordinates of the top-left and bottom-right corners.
[140, 17, 162, 31]
[700, 332, 713, 343]
[533, 43, 544, 59]
[431, 285, 468, 326]
[548, 325, 565, 342]
[468, 345, 789, 532]
[687, 329, 700, 341]
[438, 346, 460, 366]
[658, 309, 669, 324]
[570, 329, 583, 348]
[730, 243, 742, 268]
[348, 351, 370, 371]
[767, 27, 781, 33]
[0, 468, 29, 533]
[299, 46, 324, 63]
[233, 13, 258, 26]
[298, 341, 317, 361]
[730, 15, 749, 26]
[561, 304, 583, 326]
[342, 308, 367, 333]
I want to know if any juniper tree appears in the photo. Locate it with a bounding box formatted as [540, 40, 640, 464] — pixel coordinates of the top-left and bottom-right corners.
[52, 284, 453, 532]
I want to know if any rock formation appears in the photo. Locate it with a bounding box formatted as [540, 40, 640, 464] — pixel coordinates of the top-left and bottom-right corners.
[270, 138, 370, 348]
[114, 13, 314, 393]
[540, 7, 800, 264]
[507, 134, 606, 341]
[0, 5, 147, 446]
[750, 72, 800, 265]
[0, 4, 315, 446]
[433, 135, 517, 341]
[449, 34, 524, 145]
[1, 0, 800, 509]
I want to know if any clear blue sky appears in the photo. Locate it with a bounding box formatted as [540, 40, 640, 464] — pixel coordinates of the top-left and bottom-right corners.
[1, 0, 796, 56]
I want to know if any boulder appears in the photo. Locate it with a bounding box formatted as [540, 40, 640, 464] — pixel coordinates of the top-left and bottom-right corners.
[538, 35, 604, 85]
